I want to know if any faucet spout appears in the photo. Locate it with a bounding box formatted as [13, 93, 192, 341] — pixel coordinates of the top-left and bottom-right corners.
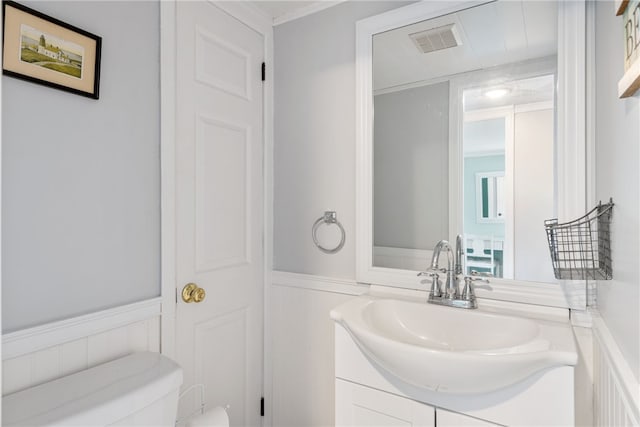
[429, 240, 452, 271]
[429, 240, 456, 298]
[423, 234, 490, 309]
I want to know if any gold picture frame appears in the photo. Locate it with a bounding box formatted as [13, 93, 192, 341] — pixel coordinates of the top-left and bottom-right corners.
[2, 0, 101, 99]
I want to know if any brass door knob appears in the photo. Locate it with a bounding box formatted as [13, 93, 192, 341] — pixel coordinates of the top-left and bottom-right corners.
[182, 283, 206, 303]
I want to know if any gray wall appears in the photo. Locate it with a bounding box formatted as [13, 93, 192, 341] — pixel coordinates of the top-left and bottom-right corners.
[594, 1, 640, 381]
[273, 1, 413, 277]
[2, 1, 160, 332]
[373, 83, 449, 250]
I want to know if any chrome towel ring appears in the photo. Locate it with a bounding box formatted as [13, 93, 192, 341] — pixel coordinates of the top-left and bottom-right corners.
[312, 211, 346, 254]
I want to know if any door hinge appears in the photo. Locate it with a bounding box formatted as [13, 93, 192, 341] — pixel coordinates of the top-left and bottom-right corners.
[261, 62, 265, 82]
[260, 397, 265, 416]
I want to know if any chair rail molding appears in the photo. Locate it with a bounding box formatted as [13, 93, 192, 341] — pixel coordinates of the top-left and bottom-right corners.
[2, 297, 162, 361]
[271, 270, 368, 296]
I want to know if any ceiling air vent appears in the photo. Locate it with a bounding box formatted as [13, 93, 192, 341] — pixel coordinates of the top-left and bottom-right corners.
[409, 24, 462, 54]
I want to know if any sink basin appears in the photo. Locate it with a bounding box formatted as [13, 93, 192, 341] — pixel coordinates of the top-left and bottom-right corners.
[330, 296, 577, 394]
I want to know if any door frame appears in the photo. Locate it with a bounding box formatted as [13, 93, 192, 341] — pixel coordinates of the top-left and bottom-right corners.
[159, 0, 273, 412]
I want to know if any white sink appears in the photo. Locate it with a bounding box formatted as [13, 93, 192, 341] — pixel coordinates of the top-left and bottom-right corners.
[330, 296, 577, 394]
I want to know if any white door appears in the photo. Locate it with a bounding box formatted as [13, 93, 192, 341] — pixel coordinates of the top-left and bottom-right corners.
[174, 2, 264, 426]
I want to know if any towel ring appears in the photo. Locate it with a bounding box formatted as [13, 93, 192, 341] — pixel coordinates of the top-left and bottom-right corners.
[312, 211, 346, 254]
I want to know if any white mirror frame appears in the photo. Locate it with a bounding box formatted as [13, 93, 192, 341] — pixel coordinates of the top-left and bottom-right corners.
[355, 0, 588, 309]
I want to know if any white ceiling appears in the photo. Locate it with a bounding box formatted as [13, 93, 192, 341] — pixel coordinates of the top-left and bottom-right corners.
[373, 1, 558, 91]
[249, 1, 336, 23]
[250, 1, 317, 18]
[464, 74, 555, 111]
[463, 74, 555, 154]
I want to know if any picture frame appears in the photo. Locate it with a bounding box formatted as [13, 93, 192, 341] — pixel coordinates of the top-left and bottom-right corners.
[2, 0, 101, 99]
[617, 0, 640, 98]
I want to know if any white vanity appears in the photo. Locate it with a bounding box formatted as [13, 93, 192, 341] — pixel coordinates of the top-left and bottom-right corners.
[331, 291, 577, 426]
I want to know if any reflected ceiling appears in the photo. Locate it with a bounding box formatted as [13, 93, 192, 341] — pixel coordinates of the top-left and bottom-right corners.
[373, 1, 557, 91]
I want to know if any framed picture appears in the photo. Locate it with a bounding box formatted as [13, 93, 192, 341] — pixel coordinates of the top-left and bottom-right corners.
[617, 0, 640, 98]
[2, 0, 101, 99]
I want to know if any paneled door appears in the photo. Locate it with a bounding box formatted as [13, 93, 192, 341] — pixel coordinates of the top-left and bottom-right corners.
[174, 2, 264, 426]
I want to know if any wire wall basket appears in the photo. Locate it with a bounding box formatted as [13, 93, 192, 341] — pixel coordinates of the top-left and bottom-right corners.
[544, 199, 614, 280]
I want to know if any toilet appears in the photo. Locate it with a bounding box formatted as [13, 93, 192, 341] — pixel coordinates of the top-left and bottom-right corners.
[2, 352, 183, 426]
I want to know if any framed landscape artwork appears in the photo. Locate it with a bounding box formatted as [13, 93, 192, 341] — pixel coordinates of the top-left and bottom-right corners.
[2, 0, 101, 99]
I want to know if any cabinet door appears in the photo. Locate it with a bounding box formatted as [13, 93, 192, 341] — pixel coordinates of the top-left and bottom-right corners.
[436, 408, 500, 427]
[336, 379, 435, 427]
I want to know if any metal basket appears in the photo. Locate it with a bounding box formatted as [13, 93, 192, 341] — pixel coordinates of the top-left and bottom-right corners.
[544, 199, 614, 280]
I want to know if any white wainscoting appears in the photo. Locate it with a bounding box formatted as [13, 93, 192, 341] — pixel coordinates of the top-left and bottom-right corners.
[2, 298, 163, 396]
[267, 272, 368, 427]
[592, 310, 640, 426]
[271, 270, 368, 295]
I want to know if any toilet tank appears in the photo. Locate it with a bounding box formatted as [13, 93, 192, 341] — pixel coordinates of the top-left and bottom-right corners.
[3, 352, 183, 426]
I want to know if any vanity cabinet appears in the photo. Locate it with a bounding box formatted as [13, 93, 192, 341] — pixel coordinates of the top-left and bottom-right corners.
[336, 379, 435, 426]
[436, 409, 500, 427]
[334, 323, 574, 426]
[336, 379, 500, 427]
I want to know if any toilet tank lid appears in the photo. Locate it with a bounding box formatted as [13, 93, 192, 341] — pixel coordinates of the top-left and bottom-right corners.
[2, 352, 183, 427]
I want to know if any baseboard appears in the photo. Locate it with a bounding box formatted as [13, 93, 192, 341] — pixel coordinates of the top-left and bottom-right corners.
[271, 270, 368, 295]
[591, 309, 640, 425]
[3, 297, 162, 360]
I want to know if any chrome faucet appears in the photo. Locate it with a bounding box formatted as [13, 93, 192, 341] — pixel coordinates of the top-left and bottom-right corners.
[455, 234, 464, 276]
[429, 240, 455, 298]
[418, 234, 491, 309]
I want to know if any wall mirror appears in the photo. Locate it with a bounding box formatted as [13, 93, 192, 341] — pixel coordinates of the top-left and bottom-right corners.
[356, 0, 588, 309]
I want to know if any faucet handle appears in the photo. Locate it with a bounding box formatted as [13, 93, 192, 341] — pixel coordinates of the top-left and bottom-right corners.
[417, 271, 443, 298]
[431, 274, 443, 298]
[461, 275, 492, 301]
[470, 270, 493, 278]
[468, 276, 490, 284]
[418, 271, 435, 277]
[419, 266, 447, 276]
[461, 277, 476, 301]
